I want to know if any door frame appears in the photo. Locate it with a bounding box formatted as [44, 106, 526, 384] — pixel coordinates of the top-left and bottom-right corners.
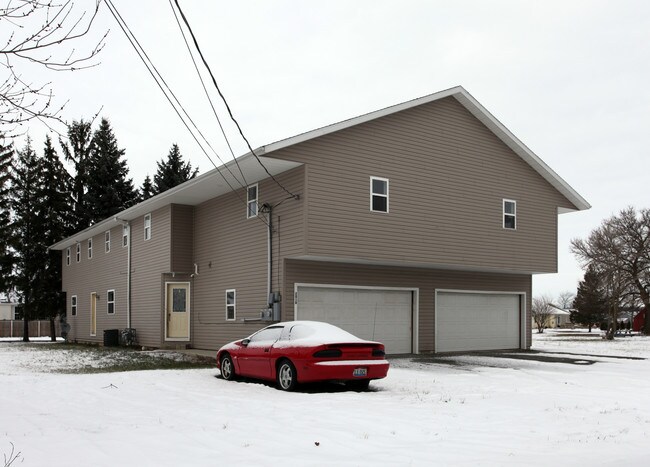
[164, 281, 191, 342]
[90, 292, 97, 337]
[434, 289, 527, 353]
[294, 283, 419, 354]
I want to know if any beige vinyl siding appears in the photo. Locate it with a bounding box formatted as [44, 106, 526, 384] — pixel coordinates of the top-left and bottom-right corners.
[284, 259, 532, 353]
[191, 167, 304, 349]
[61, 225, 128, 344]
[270, 96, 573, 274]
[170, 204, 194, 274]
[130, 205, 172, 347]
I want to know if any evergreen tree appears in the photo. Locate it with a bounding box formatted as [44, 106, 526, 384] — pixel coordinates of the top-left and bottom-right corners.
[37, 135, 74, 340]
[0, 135, 14, 300]
[140, 174, 154, 201]
[11, 138, 48, 341]
[572, 266, 608, 332]
[85, 118, 137, 223]
[60, 119, 94, 231]
[153, 144, 198, 194]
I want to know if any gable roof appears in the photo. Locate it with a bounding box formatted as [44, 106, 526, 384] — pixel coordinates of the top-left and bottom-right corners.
[257, 85, 590, 213]
[51, 85, 589, 251]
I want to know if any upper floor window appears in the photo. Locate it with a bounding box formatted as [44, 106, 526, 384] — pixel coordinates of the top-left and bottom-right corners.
[226, 289, 236, 321]
[503, 199, 516, 230]
[247, 184, 258, 218]
[71, 295, 77, 316]
[370, 176, 389, 213]
[144, 214, 152, 240]
[105, 231, 111, 253]
[75, 243, 81, 263]
[66, 248, 71, 266]
[122, 224, 129, 247]
[88, 238, 93, 259]
[107, 290, 115, 315]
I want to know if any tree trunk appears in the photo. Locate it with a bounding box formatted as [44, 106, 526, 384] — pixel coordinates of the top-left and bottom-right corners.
[22, 314, 29, 342]
[49, 317, 56, 342]
[588, 324, 592, 332]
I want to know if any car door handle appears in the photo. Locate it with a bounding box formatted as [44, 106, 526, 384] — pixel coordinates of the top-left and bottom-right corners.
[264, 348, 270, 352]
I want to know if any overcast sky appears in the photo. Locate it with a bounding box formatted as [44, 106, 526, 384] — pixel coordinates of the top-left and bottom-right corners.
[10, 0, 650, 300]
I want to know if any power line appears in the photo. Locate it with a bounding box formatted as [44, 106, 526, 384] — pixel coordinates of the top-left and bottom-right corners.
[103, 0, 270, 228]
[166, 0, 248, 188]
[172, 0, 299, 201]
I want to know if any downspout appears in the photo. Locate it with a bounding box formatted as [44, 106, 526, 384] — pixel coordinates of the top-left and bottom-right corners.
[267, 204, 273, 303]
[126, 221, 132, 328]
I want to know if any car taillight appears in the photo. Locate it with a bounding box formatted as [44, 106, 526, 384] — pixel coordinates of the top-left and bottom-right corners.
[313, 349, 342, 358]
[372, 349, 385, 357]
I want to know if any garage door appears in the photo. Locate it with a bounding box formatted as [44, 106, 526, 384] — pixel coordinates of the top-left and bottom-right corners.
[296, 286, 413, 354]
[436, 292, 521, 352]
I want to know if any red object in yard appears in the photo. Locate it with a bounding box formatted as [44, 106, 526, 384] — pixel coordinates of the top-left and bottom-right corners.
[216, 321, 389, 392]
[633, 308, 645, 332]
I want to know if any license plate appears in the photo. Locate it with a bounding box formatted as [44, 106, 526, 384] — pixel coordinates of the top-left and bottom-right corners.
[353, 368, 367, 377]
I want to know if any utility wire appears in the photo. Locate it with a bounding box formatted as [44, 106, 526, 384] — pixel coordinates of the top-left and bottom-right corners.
[167, 0, 248, 187]
[173, 0, 299, 200]
[103, 0, 270, 228]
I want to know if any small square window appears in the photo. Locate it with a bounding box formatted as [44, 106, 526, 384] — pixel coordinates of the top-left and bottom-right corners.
[105, 231, 111, 253]
[76, 243, 81, 262]
[71, 295, 77, 316]
[226, 289, 236, 321]
[122, 225, 129, 247]
[88, 238, 93, 259]
[107, 290, 115, 314]
[144, 214, 151, 240]
[503, 199, 516, 230]
[370, 177, 389, 213]
[66, 248, 71, 266]
[247, 185, 258, 218]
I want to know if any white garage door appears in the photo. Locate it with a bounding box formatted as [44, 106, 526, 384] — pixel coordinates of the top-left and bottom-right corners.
[436, 292, 521, 352]
[296, 286, 413, 354]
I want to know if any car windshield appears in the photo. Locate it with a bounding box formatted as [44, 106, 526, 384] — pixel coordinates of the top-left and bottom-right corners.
[249, 326, 283, 343]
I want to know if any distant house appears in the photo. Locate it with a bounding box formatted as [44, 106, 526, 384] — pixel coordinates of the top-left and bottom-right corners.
[50, 86, 589, 354]
[0, 302, 19, 321]
[633, 309, 645, 332]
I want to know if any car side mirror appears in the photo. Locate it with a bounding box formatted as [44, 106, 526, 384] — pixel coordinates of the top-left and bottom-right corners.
[241, 338, 250, 346]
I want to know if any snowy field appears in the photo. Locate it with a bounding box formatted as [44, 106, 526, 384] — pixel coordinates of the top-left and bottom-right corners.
[2, 330, 650, 466]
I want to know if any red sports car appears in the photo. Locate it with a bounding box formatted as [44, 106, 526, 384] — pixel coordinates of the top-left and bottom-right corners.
[216, 321, 389, 391]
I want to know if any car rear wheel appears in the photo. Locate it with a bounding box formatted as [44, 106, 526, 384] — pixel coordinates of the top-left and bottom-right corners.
[276, 360, 297, 391]
[220, 354, 236, 381]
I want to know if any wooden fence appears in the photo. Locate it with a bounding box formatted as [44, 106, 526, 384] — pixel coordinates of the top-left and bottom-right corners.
[0, 320, 62, 338]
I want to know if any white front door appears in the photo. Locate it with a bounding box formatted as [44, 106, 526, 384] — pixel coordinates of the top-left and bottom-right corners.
[166, 283, 190, 340]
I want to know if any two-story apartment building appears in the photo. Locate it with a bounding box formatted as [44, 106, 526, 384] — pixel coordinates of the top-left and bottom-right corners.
[51, 86, 589, 354]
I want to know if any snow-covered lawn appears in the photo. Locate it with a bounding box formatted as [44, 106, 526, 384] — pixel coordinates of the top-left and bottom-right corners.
[2, 330, 649, 466]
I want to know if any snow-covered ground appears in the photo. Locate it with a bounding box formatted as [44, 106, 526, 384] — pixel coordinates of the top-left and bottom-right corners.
[2, 330, 649, 466]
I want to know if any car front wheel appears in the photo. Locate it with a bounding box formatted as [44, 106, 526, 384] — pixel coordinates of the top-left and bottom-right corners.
[276, 360, 297, 391]
[220, 354, 236, 381]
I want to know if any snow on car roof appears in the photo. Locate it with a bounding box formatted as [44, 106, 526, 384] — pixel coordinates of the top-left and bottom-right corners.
[274, 321, 380, 346]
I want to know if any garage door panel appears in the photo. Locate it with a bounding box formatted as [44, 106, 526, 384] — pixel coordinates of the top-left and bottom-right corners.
[437, 292, 521, 352]
[297, 286, 413, 354]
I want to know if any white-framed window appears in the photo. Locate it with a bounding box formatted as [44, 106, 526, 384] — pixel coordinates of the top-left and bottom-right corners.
[105, 231, 111, 253]
[226, 289, 236, 321]
[144, 213, 151, 241]
[503, 199, 516, 230]
[247, 184, 258, 218]
[370, 176, 389, 213]
[107, 289, 115, 315]
[71, 295, 77, 316]
[88, 238, 93, 259]
[122, 224, 129, 247]
[76, 243, 81, 263]
[66, 248, 71, 266]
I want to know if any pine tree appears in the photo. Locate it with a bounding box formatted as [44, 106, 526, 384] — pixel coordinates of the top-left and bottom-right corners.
[140, 174, 154, 201]
[60, 119, 94, 231]
[85, 118, 137, 223]
[38, 135, 74, 340]
[153, 144, 198, 194]
[11, 138, 48, 341]
[0, 135, 14, 300]
[572, 266, 608, 332]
